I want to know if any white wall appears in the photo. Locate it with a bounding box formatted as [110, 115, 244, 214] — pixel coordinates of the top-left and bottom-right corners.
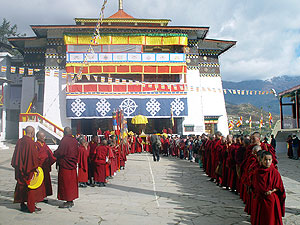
[183, 69, 205, 135]
[199, 76, 229, 136]
[43, 69, 70, 129]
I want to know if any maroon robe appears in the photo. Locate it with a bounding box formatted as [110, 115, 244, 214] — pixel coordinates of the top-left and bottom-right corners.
[94, 145, 108, 182]
[220, 144, 229, 187]
[120, 144, 127, 167]
[11, 136, 44, 212]
[210, 139, 221, 179]
[136, 137, 143, 153]
[78, 145, 90, 183]
[88, 141, 98, 179]
[252, 164, 285, 225]
[130, 136, 136, 153]
[54, 134, 79, 202]
[36, 141, 56, 197]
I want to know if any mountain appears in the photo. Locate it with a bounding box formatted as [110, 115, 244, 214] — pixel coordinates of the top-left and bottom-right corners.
[226, 102, 279, 122]
[222, 75, 300, 114]
[226, 103, 279, 135]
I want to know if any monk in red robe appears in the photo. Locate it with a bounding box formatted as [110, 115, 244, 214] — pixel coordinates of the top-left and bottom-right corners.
[130, 134, 136, 154]
[252, 151, 285, 225]
[94, 139, 108, 187]
[11, 126, 43, 213]
[36, 131, 56, 201]
[104, 130, 110, 140]
[120, 139, 127, 169]
[78, 137, 90, 187]
[136, 135, 143, 153]
[54, 127, 79, 208]
[88, 135, 98, 186]
[211, 132, 222, 184]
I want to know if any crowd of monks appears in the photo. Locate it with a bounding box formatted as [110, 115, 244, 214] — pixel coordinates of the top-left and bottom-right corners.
[11, 126, 286, 225]
[11, 126, 132, 212]
[198, 131, 286, 225]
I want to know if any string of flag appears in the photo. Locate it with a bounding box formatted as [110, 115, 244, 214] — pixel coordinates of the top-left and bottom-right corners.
[75, 0, 109, 81]
[0, 65, 277, 95]
[228, 113, 273, 130]
[1, 66, 41, 75]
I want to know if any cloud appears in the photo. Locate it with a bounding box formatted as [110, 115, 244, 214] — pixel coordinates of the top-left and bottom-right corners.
[1, 0, 300, 81]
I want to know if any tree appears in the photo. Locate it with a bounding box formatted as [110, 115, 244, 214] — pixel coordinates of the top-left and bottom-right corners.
[0, 18, 26, 44]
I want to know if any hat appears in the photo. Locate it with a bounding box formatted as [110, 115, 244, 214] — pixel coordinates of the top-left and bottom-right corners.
[28, 167, 44, 189]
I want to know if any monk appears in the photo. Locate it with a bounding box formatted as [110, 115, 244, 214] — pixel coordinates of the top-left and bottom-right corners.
[94, 139, 108, 187]
[54, 127, 79, 208]
[36, 131, 56, 201]
[88, 135, 98, 186]
[78, 137, 90, 188]
[252, 151, 286, 225]
[120, 139, 127, 169]
[11, 126, 43, 213]
[130, 134, 136, 154]
[136, 135, 143, 153]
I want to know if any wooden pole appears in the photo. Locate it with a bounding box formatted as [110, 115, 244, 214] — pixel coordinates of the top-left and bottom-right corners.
[280, 97, 283, 129]
[296, 91, 299, 128]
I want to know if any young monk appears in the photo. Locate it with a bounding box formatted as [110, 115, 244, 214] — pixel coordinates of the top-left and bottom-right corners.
[251, 151, 286, 225]
[78, 137, 90, 188]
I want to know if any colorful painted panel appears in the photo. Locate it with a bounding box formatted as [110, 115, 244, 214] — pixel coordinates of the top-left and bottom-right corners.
[66, 97, 188, 118]
[65, 64, 187, 75]
[66, 53, 186, 63]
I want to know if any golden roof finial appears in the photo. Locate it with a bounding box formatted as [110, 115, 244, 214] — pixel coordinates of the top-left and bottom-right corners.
[119, 0, 123, 10]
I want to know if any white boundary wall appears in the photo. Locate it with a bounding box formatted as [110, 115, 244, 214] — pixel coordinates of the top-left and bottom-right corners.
[43, 69, 71, 129]
[183, 69, 229, 136]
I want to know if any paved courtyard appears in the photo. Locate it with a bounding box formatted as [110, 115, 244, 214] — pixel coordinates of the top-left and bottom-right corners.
[0, 145, 299, 225]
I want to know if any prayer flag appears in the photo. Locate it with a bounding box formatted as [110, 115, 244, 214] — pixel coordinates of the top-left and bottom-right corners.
[223, 89, 227, 94]
[236, 116, 243, 127]
[76, 72, 82, 80]
[115, 79, 120, 83]
[53, 70, 59, 77]
[228, 120, 234, 130]
[45, 70, 50, 76]
[269, 112, 273, 128]
[249, 116, 252, 129]
[19, 67, 24, 75]
[28, 68, 33, 75]
[85, 74, 90, 80]
[93, 75, 98, 81]
[101, 77, 105, 83]
[62, 72, 67, 78]
[1, 66, 7, 72]
[259, 114, 263, 128]
[10, 67, 16, 73]
[108, 77, 112, 83]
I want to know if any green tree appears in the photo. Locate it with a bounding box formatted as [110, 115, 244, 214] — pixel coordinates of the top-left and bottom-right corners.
[0, 18, 26, 44]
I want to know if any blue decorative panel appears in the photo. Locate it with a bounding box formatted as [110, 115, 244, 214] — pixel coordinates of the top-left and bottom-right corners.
[66, 97, 188, 118]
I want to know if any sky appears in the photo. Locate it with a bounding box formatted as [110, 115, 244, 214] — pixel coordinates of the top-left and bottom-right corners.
[1, 0, 300, 81]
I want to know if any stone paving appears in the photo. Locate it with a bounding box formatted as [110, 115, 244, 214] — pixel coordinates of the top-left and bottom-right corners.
[0, 145, 299, 225]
